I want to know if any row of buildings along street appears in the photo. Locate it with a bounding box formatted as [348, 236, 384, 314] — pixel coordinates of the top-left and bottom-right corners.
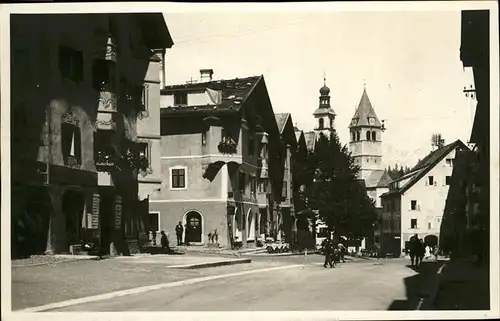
[9, 11, 490, 266]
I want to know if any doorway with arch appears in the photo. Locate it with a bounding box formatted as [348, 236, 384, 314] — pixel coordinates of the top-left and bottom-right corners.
[184, 210, 203, 244]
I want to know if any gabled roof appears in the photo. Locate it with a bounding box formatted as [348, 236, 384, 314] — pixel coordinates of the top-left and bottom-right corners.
[349, 88, 382, 128]
[303, 131, 317, 152]
[381, 140, 469, 197]
[365, 169, 392, 189]
[275, 113, 290, 134]
[161, 76, 262, 114]
[276, 113, 298, 150]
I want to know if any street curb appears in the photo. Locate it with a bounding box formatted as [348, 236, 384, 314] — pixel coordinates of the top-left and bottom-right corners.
[417, 262, 447, 310]
[11, 255, 101, 268]
[244, 250, 321, 257]
[167, 258, 251, 269]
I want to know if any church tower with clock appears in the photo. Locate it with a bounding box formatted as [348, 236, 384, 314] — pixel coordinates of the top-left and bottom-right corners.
[349, 87, 386, 181]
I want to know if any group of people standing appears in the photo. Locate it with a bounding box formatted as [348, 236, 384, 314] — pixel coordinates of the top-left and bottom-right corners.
[407, 233, 438, 267]
[321, 234, 347, 268]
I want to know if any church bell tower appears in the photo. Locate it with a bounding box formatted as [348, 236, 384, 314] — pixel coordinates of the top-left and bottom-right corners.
[313, 76, 336, 139]
[349, 86, 386, 180]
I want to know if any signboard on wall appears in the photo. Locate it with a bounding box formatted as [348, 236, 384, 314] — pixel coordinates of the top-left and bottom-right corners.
[114, 196, 122, 230]
[89, 193, 100, 229]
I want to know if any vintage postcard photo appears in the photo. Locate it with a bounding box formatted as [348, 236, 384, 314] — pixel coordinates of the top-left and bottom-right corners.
[1, 1, 498, 320]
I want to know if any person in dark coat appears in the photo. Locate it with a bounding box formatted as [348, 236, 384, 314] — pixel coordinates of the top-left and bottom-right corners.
[175, 222, 184, 246]
[408, 234, 419, 267]
[160, 231, 170, 253]
[322, 235, 334, 268]
[416, 238, 425, 267]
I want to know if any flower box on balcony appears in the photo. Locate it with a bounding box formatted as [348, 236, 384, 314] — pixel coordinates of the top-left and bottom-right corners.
[95, 151, 117, 172]
[218, 139, 237, 154]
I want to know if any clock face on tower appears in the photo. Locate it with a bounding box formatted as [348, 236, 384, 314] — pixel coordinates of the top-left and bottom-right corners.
[351, 118, 358, 126]
[368, 117, 375, 125]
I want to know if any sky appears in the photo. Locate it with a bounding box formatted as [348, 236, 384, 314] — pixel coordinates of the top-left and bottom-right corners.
[162, 10, 476, 168]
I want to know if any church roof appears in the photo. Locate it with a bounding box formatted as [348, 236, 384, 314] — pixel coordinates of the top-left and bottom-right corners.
[364, 169, 392, 189]
[349, 88, 382, 128]
[313, 107, 336, 116]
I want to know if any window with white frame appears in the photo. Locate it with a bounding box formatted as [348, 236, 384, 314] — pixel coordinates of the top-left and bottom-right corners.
[171, 167, 187, 189]
[410, 200, 417, 211]
[445, 158, 454, 167]
[411, 218, 418, 229]
[149, 212, 160, 232]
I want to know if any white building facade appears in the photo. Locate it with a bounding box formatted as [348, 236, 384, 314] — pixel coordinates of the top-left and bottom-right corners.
[381, 140, 469, 256]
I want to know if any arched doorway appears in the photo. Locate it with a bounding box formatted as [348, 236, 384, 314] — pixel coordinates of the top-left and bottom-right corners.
[424, 234, 439, 247]
[62, 189, 85, 245]
[185, 211, 203, 243]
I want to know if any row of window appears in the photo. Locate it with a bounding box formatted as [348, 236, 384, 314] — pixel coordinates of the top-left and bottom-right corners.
[381, 218, 441, 230]
[318, 117, 334, 130]
[59, 45, 149, 110]
[410, 218, 441, 229]
[169, 166, 279, 197]
[351, 130, 377, 142]
[427, 175, 452, 186]
[61, 123, 149, 168]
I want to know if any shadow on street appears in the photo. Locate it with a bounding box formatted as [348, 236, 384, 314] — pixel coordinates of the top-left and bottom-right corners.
[387, 259, 444, 310]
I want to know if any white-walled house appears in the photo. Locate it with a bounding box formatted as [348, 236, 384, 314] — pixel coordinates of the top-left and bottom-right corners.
[380, 140, 469, 256]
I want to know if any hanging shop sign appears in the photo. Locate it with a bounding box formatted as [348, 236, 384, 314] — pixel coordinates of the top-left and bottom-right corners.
[89, 193, 100, 229]
[114, 196, 122, 229]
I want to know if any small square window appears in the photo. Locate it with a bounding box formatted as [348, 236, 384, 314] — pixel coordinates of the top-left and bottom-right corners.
[171, 168, 186, 189]
[149, 212, 160, 232]
[445, 158, 454, 166]
[411, 219, 417, 229]
[174, 92, 188, 106]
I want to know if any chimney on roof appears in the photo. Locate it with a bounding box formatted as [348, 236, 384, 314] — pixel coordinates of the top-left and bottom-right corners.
[200, 69, 214, 82]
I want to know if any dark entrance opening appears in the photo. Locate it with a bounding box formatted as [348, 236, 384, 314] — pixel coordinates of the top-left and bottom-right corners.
[12, 186, 51, 258]
[424, 234, 439, 247]
[62, 190, 86, 246]
[185, 211, 202, 243]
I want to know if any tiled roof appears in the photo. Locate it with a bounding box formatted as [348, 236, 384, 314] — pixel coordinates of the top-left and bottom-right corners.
[274, 113, 290, 134]
[161, 76, 262, 112]
[381, 139, 469, 197]
[349, 88, 382, 128]
[365, 170, 392, 188]
[303, 131, 317, 151]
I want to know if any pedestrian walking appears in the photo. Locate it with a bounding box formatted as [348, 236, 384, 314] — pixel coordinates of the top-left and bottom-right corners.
[322, 235, 334, 268]
[175, 221, 184, 246]
[416, 238, 425, 267]
[337, 242, 347, 263]
[160, 231, 170, 253]
[408, 234, 419, 267]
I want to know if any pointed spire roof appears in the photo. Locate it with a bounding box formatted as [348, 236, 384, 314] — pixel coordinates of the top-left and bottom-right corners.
[349, 88, 382, 128]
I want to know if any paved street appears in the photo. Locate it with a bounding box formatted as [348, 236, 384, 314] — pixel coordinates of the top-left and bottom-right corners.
[16, 255, 442, 312]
